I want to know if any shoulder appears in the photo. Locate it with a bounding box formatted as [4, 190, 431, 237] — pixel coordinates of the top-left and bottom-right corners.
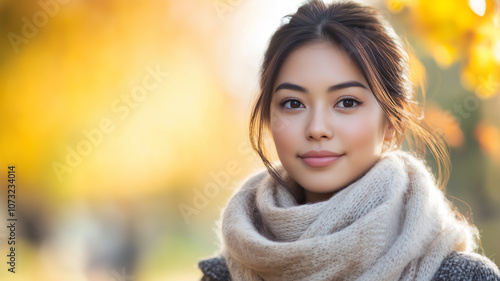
[198, 252, 500, 281]
[432, 251, 500, 281]
[198, 256, 232, 281]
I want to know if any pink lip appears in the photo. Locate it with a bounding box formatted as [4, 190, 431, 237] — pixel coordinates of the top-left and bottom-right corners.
[299, 150, 343, 168]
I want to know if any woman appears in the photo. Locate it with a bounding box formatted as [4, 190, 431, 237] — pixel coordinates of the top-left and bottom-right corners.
[198, 0, 500, 280]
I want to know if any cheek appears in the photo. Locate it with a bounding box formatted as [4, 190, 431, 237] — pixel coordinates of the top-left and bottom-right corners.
[271, 112, 300, 154]
[338, 111, 385, 149]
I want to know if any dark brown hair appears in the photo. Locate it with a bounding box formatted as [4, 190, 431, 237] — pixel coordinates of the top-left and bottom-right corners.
[249, 0, 449, 202]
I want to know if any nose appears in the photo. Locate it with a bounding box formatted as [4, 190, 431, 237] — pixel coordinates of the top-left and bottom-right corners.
[306, 107, 333, 141]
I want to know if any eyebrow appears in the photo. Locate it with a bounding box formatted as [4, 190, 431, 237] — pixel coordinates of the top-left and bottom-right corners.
[274, 81, 368, 93]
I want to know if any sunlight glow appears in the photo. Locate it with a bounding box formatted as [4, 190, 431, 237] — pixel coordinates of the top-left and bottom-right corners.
[494, 40, 500, 62]
[467, 0, 486, 16]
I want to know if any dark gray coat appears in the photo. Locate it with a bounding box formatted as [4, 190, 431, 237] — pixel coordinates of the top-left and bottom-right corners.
[198, 251, 500, 281]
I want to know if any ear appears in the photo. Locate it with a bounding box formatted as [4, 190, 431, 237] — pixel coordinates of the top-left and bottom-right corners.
[384, 120, 395, 142]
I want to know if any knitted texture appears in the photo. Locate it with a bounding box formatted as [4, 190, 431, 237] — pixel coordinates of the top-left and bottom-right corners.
[198, 251, 500, 281]
[217, 150, 479, 281]
[431, 252, 500, 281]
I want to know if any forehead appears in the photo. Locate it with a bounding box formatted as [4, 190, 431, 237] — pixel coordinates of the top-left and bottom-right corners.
[274, 41, 367, 89]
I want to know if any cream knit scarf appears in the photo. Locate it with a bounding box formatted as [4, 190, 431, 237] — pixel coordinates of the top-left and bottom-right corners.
[219, 150, 478, 281]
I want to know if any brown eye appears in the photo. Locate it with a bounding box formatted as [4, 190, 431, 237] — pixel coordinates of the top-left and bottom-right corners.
[281, 99, 305, 110]
[342, 99, 354, 107]
[290, 100, 302, 108]
[336, 98, 361, 108]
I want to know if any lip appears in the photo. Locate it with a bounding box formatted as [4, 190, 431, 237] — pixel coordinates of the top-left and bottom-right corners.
[299, 150, 342, 158]
[299, 150, 343, 168]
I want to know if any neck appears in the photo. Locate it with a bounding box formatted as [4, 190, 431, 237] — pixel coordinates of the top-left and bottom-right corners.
[304, 189, 335, 204]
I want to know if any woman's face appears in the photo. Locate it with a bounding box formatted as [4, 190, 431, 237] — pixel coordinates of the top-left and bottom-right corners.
[270, 41, 394, 203]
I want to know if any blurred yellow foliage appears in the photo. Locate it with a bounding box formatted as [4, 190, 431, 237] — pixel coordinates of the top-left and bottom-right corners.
[424, 103, 465, 148]
[0, 0, 243, 201]
[475, 122, 500, 162]
[389, 0, 500, 98]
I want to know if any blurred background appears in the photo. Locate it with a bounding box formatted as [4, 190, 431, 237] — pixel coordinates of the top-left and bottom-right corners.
[0, 0, 499, 280]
